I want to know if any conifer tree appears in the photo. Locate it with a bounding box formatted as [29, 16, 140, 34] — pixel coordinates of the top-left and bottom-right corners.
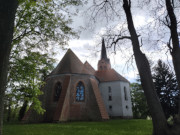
[153, 60, 179, 119]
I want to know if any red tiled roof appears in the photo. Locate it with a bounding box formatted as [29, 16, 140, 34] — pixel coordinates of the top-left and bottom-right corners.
[94, 69, 129, 82]
[50, 49, 91, 75]
[83, 61, 95, 75]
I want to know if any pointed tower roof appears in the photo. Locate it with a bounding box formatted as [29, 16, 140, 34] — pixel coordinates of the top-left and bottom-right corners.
[50, 49, 90, 75]
[101, 38, 108, 60]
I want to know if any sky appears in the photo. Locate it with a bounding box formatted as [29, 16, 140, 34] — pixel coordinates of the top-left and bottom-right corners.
[54, 0, 179, 83]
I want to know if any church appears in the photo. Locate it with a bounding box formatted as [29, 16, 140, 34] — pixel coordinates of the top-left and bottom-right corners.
[23, 39, 133, 122]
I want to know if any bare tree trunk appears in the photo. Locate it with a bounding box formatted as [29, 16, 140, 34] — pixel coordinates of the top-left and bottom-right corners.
[165, 0, 180, 122]
[123, 0, 168, 135]
[18, 101, 28, 121]
[0, 1, 18, 135]
[7, 99, 12, 122]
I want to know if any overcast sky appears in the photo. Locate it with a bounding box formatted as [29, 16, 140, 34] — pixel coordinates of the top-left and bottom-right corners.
[54, 0, 179, 83]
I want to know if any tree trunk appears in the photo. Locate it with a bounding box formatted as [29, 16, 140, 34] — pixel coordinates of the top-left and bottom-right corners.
[7, 99, 12, 122]
[18, 100, 28, 121]
[123, 0, 168, 135]
[0, 0, 18, 135]
[165, 0, 180, 122]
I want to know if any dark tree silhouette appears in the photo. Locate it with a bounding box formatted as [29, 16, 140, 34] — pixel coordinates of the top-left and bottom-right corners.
[0, 1, 18, 135]
[89, 0, 180, 134]
[153, 60, 179, 119]
[164, 0, 180, 120]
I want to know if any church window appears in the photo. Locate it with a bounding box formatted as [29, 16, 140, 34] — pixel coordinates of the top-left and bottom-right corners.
[124, 87, 128, 101]
[108, 86, 111, 93]
[100, 66, 103, 70]
[126, 105, 128, 109]
[54, 82, 62, 102]
[109, 95, 112, 101]
[109, 105, 112, 111]
[76, 81, 85, 101]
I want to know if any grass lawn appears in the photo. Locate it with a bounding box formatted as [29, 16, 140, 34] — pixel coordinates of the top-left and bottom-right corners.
[4, 119, 152, 135]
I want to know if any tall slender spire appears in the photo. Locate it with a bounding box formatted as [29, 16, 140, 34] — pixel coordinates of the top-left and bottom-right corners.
[97, 38, 111, 71]
[101, 38, 108, 60]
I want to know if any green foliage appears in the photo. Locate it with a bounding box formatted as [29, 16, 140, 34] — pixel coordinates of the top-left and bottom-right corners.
[131, 82, 150, 119]
[4, 119, 152, 135]
[6, 50, 55, 119]
[5, 0, 86, 121]
[13, 0, 78, 51]
[152, 60, 179, 119]
[13, 0, 87, 58]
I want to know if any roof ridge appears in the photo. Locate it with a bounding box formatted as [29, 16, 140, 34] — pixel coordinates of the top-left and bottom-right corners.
[50, 49, 91, 75]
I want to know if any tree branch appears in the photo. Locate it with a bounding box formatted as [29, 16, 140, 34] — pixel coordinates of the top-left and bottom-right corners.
[167, 36, 172, 54]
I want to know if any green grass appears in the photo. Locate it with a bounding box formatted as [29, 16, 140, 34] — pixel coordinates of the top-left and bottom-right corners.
[4, 119, 152, 135]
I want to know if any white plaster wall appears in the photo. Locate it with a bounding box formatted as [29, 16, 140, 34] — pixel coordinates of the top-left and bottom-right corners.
[99, 81, 133, 117]
[120, 82, 133, 117]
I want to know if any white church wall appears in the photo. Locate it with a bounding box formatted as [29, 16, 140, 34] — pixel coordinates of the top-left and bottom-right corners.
[99, 81, 123, 116]
[99, 81, 133, 117]
[120, 82, 133, 117]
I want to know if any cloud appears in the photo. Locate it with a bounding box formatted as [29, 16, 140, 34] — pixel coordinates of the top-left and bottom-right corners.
[54, 0, 177, 83]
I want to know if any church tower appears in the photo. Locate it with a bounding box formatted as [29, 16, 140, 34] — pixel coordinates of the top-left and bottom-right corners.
[98, 38, 111, 71]
[95, 38, 133, 118]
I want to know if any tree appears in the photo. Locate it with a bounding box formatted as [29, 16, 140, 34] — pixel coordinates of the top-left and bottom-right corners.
[153, 60, 179, 119]
[6, 50, 55, 121]
[0, 1, 19, 134]
[123, 2, 168, 134]
[143, 0, 180, 123]
[164, 0, 180, 120]
[0, 0, 85, 134]
[131, 82, 149, 119]
[12, 1, 79, 55]
[88, 0, 180, 134]
[6, 0, 77, 121]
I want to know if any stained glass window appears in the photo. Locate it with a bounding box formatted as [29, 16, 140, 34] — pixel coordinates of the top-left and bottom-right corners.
[76, 81, 85, 101]
[54, 82, 62, 102]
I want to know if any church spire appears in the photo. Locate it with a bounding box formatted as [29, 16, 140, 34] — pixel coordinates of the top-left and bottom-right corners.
[97, 38, 111, 71]
[101, 38, 108, 60]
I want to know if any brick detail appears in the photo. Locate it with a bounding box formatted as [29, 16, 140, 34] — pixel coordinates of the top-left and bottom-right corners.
[90, 78, 109, 120]
[69, 105, 81, 119]
[53, 75, 70, 121]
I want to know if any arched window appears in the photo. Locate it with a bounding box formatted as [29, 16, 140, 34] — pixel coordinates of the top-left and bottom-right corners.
[54, 82, 62, 102]
[76, 81, 85, 101]
[124, 87, 128, 101]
